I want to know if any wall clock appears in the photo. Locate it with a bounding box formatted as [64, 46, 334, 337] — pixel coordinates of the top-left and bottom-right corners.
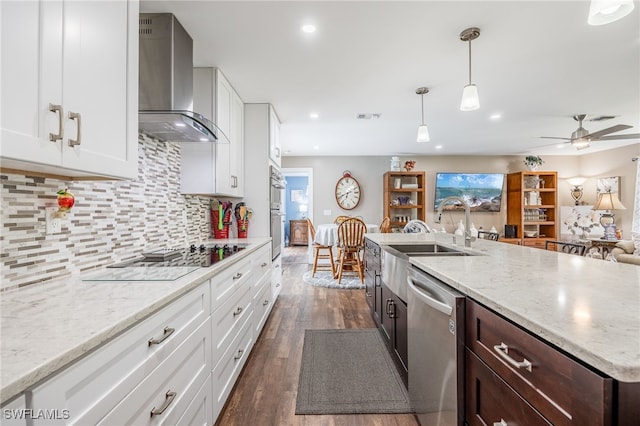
[335, 171, 361, 210]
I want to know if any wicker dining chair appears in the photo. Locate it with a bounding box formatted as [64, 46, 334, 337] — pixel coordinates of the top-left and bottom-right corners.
[379, 217, 391, 233]
[335, 217, 367, 284]
[307, 219, 336, 277]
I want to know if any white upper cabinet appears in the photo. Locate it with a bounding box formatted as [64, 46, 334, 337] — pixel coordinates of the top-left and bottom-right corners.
[181, 68, 244, 197]
[0, 0, 138, 180]
[269, 106, 281, 167]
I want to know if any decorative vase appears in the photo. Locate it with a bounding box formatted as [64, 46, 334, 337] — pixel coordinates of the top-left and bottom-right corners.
[525, 163, 538, 171]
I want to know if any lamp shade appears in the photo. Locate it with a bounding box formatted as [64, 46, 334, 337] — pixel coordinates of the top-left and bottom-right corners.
[460, 84, 480, 111]
[417, 124, 430, 142]
[588, 0, 634, 25]
[592, 191, 626, 211]
[567, 177, 587, 187]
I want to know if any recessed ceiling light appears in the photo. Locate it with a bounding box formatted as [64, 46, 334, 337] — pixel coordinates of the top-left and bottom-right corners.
[175, 122, 186, 127]
[301, 24, 316, 33]
[313, 145, 319, 150]
[490, 113, 502, 120]
[310, 113, 319, 119]
[199, 138, 208, 142]
[435, 145, 443, 150]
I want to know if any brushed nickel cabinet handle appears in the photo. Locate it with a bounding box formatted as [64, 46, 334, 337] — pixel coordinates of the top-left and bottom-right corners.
[48, 103, 64, 142]
[232, 306, 243, 317]
[233, 272, 242, 280]
[150, 390, 176, 417]
[493, 343, 532, 372]
[148, 326, 175, 346]
[68, 111, 81, 146]
[263, 300, 269, 306]
[233, 348, 244, 361]
[261, 262, 268, 267]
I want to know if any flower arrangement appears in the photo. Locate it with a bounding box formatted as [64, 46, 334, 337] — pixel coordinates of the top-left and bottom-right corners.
[524, 155, 544, 169]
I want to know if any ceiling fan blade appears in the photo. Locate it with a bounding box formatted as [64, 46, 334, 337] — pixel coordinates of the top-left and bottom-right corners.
[585, 124, 633, 140]
[539, 136, 572, 141]
[594, 133, 640, 141]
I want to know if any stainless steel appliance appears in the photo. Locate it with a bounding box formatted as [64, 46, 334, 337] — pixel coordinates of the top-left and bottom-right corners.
[270, 165, 285, 260]
[407, 266, 465, 426]
[138, 13, 228, 144]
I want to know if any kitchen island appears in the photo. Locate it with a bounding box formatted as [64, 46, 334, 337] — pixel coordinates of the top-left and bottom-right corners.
[0, 237, 272, 413]
[365, 232, 639, 425]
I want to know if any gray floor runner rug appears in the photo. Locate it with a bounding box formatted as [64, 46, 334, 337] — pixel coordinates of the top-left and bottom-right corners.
[295, 328, 412, 415]
[302, 270, 364, 289]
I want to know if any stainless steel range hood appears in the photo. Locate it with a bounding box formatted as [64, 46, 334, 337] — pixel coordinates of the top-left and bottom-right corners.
[138, 13, 229, 144]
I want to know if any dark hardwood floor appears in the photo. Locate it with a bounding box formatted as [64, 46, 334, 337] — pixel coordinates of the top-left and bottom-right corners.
[215, 246, 419, 426]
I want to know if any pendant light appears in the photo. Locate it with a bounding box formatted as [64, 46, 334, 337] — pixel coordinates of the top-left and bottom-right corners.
[460, 27, 480, 111]
[416, 87, 430, 142]
[588, 0, 634, 25]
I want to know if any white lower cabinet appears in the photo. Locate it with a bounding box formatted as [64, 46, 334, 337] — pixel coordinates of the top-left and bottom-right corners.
[175, 374, 214, 426]
[211, 311, 254, 420]
[272, 255, 283, 300]
[29, 283, 210, 425]
[0, 394, 27, 426]
[253, 273, 273, 337]
[98, 318, 211, 425]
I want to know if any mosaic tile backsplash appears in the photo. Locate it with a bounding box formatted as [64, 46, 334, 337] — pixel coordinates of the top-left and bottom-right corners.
[0, 135, 215, 291]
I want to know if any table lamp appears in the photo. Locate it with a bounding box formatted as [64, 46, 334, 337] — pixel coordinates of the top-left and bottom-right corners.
[299, 204, 308, 219]
[592, 190, 625, 239]
[567, 177, 586, 205]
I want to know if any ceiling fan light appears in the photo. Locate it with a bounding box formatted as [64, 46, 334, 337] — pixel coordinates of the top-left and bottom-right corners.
[417, 124, 430, 142]
[572, 139, 591, 150]
[588, 0, 635, 25]
[460, 84, 480, 111]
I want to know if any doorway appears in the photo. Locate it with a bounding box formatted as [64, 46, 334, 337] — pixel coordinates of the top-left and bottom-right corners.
[283, 167, 313, 264]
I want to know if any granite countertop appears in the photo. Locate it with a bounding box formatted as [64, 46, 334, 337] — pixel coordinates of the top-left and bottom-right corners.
[366, 233, 640, 383]
[0, 237, 271, 404]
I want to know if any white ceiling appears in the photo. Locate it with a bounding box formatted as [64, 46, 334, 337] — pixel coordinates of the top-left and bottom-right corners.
[140, 1, 640, 157]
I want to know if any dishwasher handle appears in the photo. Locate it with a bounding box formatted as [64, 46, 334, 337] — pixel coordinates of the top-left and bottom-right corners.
[407, 276, 453, 316]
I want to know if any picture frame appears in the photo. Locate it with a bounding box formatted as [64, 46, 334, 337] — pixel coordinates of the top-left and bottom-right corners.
[596, 176, 620, 200]
[291, 189, 304, 203]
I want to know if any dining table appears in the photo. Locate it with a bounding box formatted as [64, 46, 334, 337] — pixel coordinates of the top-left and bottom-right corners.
[313, 223, 380, 246]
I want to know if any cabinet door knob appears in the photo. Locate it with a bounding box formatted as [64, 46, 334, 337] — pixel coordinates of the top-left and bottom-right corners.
[150, 390, 176, 417]
[48, 103, 64, 142]
[68, 111, 82, 146]
[493, 343, 532, 372]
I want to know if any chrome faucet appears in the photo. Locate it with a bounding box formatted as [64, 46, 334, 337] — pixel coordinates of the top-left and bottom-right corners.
[435, 196, 473, 247]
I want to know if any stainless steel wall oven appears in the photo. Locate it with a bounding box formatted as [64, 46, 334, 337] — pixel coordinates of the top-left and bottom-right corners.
[270, 165, 285, 259]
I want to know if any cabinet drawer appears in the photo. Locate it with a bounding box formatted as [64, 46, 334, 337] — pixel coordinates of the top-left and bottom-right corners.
[466, 300, 612, 425]
[30, 283, 210, 425]
[254, 273, 273, 337]
[212, 311, 254, 420]
[465, 349, 551, 426]
[1, 393, 27, 426]
[175, 373, 214, 426]
[98, 317, 212, 425]
[271, 256, 282, 299]
[252, 244, 272, 284]
[211, 257, 252, 313]
[522, 239, 546, 249]
[211, 277, 252, 369]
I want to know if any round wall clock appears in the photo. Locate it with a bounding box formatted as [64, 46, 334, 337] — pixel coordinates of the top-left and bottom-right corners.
[335, 171, 361, 210]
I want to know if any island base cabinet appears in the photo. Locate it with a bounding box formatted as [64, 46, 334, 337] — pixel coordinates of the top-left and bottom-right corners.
[176, 374, 214, 426]
[466, 299, 613, 426]
[380, 285, 408, 385]
[465, 349, 551, 426]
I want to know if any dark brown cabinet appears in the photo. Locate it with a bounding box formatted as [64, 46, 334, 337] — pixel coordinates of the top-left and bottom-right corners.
[363, 239, 381, 321]
[465, 299, 613, 426]
[381, 284, 408, 385]
[288, 220, 308, 246]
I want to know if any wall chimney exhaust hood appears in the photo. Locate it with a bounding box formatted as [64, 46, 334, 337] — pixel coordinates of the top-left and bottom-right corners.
[138, 13, 229, 144]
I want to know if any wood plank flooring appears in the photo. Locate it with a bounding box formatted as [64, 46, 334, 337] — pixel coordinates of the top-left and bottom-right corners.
[215, 246, 419, 426]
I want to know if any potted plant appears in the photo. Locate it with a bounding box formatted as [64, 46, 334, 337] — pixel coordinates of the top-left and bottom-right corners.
[524, 155, 544, 171]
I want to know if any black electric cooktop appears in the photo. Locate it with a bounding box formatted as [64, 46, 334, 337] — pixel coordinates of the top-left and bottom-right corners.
[109, 244, 246, 268]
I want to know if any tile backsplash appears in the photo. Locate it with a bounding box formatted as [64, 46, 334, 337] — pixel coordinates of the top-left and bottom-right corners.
[0, 135, 214, 291]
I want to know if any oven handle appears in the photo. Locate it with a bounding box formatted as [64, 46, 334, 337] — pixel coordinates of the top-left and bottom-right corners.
[271, 182, 286, 189]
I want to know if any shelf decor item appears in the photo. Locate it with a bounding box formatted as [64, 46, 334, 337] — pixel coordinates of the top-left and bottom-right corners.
[524, 155, 544, 171]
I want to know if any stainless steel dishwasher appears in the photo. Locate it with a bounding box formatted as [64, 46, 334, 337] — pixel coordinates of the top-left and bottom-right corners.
[407, 266, 465, 426]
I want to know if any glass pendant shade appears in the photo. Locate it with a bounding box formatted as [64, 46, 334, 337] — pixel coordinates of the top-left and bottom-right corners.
[460, 84, 480, 111]
[588, 0, 634, 25]
[417, 124, 430, 142]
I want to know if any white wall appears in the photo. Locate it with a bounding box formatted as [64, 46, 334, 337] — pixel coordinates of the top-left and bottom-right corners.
[283, 144, 639, 236]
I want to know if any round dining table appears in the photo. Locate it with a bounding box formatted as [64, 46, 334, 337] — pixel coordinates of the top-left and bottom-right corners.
[313, 223, 380, 246]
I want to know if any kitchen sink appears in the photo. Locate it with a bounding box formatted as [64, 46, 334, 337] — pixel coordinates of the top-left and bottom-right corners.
[386, 244, 472, 256]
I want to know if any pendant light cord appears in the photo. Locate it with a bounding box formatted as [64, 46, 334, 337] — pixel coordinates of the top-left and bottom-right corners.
[421, 93, 425, 125]
[468, 40, 472, 85]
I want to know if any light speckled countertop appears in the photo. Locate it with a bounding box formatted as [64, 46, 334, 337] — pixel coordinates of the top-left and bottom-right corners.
[366, 233, 640, 383]
[0, 238, 270, 404]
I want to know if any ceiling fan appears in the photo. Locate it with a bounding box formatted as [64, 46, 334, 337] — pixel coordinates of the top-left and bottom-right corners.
[540, 114, 640, 150]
